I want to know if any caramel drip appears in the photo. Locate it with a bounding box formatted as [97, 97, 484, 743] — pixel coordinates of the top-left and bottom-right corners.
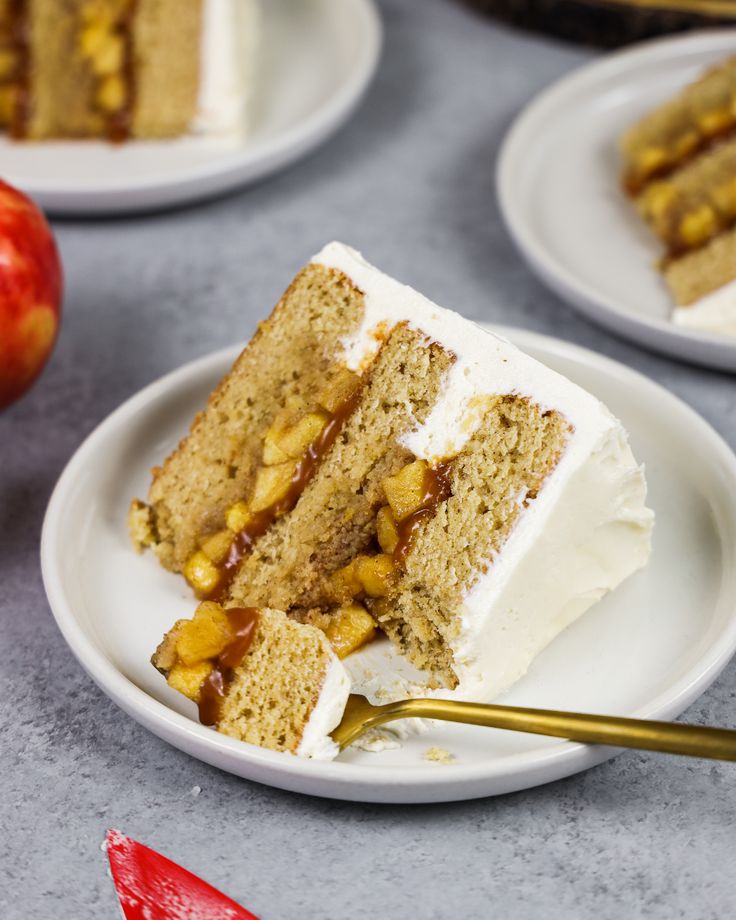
[392, 461, 453, 567]
[197, 607, 260, 726]
[208, 385, 363, 603]
[661, 211, 736, 264]
[106, 0, 137, 142]
[624, 120, 736, 198]
[8, 0, 29, 139]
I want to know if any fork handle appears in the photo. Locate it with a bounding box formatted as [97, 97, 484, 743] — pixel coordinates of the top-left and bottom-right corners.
[383, 699, 736, 761]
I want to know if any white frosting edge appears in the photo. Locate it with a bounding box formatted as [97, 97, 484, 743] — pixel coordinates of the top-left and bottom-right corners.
[295, 655, 351, 760]
[445, 426, 653, 700]
[193, 0, 260, 137]
[313, 241, 617, 468]
[673, 278, 736, 337]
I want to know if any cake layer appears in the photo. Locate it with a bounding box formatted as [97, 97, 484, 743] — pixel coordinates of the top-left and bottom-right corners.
[153, 604, 350, 759]
[374, 396, 572, 689]
[636, 137, 736, 258]
[621, 56, 736, 196]
[664, 223, 736, 306]
[132, 0, 203, 138]
[130, 262, 366, 573]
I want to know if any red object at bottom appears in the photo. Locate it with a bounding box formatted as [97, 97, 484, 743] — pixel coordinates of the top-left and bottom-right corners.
[106, 829, 260, 920]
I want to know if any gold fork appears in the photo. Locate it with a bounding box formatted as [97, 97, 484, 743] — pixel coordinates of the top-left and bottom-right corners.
[331, 695, 736, 760]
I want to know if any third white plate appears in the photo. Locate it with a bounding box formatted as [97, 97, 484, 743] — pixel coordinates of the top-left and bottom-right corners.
[41, 327, 736, 802]
[497, 30, 736, 372]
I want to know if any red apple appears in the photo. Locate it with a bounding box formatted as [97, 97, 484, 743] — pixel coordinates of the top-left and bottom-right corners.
[0, 180, 63, 410]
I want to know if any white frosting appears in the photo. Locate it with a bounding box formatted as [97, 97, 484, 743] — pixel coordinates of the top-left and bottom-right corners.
[193, 0, 259, 136]
[673, 279, 736, 337]
[446, 426, 652, 701]
[312, 242, 654, 703]
[295, 656, 351, 760]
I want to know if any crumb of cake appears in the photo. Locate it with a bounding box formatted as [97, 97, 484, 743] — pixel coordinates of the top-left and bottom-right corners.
[423, 746, 455, 765]
[351, 730, 401, 753]
[127, 499, 156, 553]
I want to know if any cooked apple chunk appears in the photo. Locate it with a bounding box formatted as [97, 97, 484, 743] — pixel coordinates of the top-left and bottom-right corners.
[225, 500, 252, 534]
[355, 553, 396, 597]
[167, 661, 213, 702]
[329, 558, 364, 603]
[274, 411, 329, 459]
[184, 550, 222, 598]
[199, 529, 233, 565]
[325, 603, 377, 658]
[175, 601, 233, 665]
[381, 459, 429, 522]
[376, 505, 399, 554]
[329, 552, 397, 601]
[317, 367, 361, 414]
[250, 460, 298, 512]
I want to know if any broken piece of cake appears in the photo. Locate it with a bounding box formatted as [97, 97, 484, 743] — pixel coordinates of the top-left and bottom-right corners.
[135, 242, 654, 759]
[620, 55, 736, 335]
[153, 603, 350, 759]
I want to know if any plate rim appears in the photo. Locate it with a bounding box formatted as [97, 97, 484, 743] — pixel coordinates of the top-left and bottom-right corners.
[496, 29, 736, 373]
[40, 326, 736, 802]
[9, 0, 382, 214]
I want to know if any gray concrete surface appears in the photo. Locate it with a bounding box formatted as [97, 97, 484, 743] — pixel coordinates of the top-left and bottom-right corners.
[2, 1, 735, 917]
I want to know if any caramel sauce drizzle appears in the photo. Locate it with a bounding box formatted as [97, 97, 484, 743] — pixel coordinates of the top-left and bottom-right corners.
[208, 385, 363, 604]
[8, 0, 29, 139]
[106, 0, 137, 143]
[392, 461, 453, 567]
[197, 607, 260, 726]
[661, 211, 736, 264]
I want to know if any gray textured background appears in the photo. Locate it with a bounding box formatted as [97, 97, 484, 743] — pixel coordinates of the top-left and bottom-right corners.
[2, 1, 735, 917]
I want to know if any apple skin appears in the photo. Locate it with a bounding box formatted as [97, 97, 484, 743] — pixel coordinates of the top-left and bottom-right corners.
[0, 180, 63, 410]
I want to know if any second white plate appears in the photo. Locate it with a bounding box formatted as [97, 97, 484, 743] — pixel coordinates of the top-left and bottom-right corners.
[41, 327, 736, 803]
[1, 0, 381, 215]
[497, 30, 736, 372]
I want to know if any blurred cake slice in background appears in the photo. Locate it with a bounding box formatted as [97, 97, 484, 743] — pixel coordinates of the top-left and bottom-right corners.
[0, 0, 258, 141]
[620, 56, 736, 336]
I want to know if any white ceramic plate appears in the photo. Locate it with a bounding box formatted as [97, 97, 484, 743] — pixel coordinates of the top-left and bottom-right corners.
[41, 327, 736, 803]
[497, 31, 736, 373]
[0, 0, 381, 215]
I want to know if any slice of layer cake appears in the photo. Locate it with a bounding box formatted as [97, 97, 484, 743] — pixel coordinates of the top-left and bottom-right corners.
[0, 0, 257, 140]
[621, 56, 736, 196]
[620, 56, 736, 336]
[142, 242, 653, 756]
[153, 603, 350, 759]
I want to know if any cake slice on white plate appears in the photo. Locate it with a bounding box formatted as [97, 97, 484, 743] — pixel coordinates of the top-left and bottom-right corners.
[0, 0, 258, 141]
[136, 242, 654, 758]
